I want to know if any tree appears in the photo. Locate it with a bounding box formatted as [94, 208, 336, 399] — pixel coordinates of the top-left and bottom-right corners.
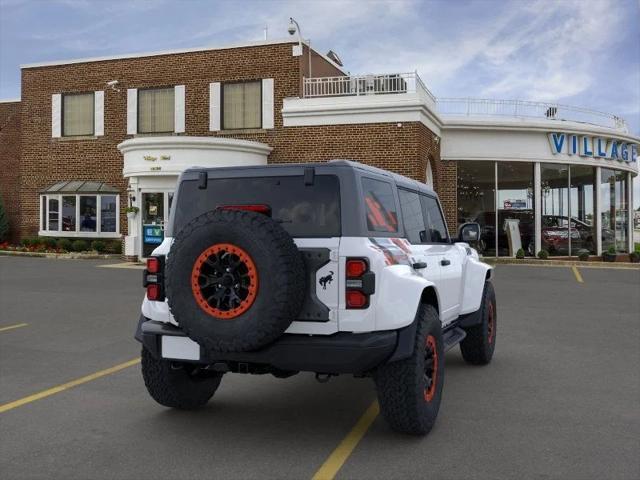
[0, 195, 9, 242]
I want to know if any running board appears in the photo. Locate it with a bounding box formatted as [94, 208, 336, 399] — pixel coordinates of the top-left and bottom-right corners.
[443, 327, 466, 352]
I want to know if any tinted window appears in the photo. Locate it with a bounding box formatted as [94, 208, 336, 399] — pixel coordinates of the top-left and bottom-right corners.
[399, 189, 426, 244]
[421, 195, 449, 243]
[174, 175, 340, 237]
[362, 178, 398, 233]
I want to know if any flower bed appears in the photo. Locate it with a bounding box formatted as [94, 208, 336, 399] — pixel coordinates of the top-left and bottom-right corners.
[0, 237, 122, 255]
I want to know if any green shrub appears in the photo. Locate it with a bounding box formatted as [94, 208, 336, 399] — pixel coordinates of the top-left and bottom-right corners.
[577, 249, 590, 261]
[537, 249, 549, 260]
[607, 244, 617, 255]
[71, 239, 89, 252]
[57, 238, 73, 251]
[0, 195, 9, 243]
[91, 240, 106, 253]
[40, 237, 58, 249]
[106, 240, 122, 254]
[515, 248, 525, 259]
[21, 237, 32, 247]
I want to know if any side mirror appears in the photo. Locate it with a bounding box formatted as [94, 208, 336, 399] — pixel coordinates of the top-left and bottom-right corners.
[458, 222, 481, 243]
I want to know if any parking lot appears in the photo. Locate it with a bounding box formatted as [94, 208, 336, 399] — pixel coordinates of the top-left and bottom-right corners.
[1, 256, 639, 480]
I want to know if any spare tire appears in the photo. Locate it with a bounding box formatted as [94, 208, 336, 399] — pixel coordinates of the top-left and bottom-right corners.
[166, 209, 305, 352]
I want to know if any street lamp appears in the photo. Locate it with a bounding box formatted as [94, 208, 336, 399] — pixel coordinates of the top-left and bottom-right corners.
[288, 17, 312, 78]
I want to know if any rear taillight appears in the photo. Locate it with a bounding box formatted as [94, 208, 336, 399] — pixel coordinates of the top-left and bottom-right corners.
[143, 256, 165, 301]
[345, 257, 375, 309]
[219, 204, 271, 215]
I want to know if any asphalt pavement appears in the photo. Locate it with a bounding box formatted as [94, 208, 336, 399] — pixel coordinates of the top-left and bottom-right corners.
[0, 256, 639, 480]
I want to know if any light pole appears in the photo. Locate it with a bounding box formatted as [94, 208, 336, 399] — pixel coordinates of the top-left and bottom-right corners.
[288, 17, 312, 79]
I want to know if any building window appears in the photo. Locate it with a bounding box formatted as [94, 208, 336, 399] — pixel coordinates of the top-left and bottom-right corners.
[39, 193, 120, 237]
[601, 169, 628, 253]
[569, 165, 596, 255]
[457, 161, 496, 256]
[63, 92, 94, 136]
[138, 87, 175, 133]
[497, 162, 534, 257]
[222, 81, 261, 129]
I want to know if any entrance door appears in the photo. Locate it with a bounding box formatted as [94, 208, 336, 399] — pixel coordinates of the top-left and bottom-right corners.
[142, 192, 167, 258]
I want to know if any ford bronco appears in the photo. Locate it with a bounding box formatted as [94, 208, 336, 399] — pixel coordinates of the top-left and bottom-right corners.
[135, 160, 496, 435]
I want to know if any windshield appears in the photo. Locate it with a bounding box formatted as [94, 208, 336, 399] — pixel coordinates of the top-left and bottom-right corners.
[171, 174, 341, 238]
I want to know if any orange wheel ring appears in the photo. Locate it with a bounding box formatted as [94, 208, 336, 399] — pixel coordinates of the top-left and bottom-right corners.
[424, 335, 439, 402]
[191, 243, 258, 319]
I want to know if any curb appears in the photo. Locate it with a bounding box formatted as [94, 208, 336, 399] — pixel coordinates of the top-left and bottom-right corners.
[483, 258, 640, 270]
[0, 250, 121, 260]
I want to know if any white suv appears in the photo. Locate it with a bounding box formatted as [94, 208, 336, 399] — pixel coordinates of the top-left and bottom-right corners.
[136, 160, 496, 435]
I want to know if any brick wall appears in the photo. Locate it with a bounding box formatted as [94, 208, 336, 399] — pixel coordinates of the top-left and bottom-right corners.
[0, 101, 21, 242]
[17, 41, 446, 241]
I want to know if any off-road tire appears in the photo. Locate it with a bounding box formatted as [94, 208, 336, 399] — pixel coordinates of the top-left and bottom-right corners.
[166, 209, 306, 352]
[460, 281, 496, 365]
[141, 347, 222, 409]
[373, 304, 444, 435]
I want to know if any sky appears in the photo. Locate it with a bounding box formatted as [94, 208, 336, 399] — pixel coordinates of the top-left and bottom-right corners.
[1, 0, 639, 204]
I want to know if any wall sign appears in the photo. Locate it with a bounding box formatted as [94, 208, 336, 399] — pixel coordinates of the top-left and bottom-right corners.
[548, 132, 638, 163]
[143, 225, 164, 245]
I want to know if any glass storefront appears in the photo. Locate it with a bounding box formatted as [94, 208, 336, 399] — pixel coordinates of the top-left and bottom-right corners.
[497, 163, 534, 256]
[457, 161, 496, 256]
[457, 161, 630, 257]
[601, 169, 629, 253]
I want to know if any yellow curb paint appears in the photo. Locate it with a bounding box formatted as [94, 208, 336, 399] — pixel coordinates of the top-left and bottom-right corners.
[571, 266, 584, 283]
[312, 401, 379, 480]
[0, 323, 28, 333]
[0, 358, 140, 414]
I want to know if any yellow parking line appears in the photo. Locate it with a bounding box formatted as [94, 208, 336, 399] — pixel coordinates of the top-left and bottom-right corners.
[0, 358, 140, 414]
[571, 265, 584, 283]
[97, 262, 145, 269]
[312, 400, 379, 480]
[0, 323, 28, 333]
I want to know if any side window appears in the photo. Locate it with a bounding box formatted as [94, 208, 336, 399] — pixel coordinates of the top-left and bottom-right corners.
[362, 178, 398, 233]
[399, 189, 427, 244]
[420, 195, 449, 243]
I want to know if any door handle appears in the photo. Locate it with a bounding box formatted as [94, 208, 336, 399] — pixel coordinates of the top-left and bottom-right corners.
[440, 259, 451, 266]
[412, 262, 427, 270]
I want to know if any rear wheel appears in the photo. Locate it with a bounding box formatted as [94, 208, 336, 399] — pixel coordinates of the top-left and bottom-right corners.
[460, 281, 496, 365]
[374, 304, 444, 435]
[141, 347, 223, 409]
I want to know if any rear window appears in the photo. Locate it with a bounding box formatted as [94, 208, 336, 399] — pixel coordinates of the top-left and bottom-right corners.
[172, 175, 341, 237]
[362, 177, 398, 233]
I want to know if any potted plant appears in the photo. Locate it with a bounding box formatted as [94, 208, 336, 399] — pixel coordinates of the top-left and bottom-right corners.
[577, 249, 590, 261]
[603, 245, 617, 262]
[125, 206, 139, 220]
[515, 248, 525, 259]
[630, 245, 640, 263]
[537, 249, 549, 260]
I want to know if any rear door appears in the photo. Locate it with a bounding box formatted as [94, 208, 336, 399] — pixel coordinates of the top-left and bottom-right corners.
[420, 194, 464, 323]
[397, 188, 442, 286]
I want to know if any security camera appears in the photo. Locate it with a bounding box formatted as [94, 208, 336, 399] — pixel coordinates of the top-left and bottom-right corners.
[106, 80, 119, 86]
[288, 18, 297, 35]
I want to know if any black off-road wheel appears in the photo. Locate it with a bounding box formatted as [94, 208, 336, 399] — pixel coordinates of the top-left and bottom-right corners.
[373, 304, 444, 435]
[460, 281, 496, 365]
[141, 347, 223, 409]
[166, 209, 306, 352]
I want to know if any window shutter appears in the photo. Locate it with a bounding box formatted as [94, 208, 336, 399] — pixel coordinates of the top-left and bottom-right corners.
[209, 82, 221, 131]
[51, 94, 62, 138]
[174, 85, 185, 133]
[127, 88, 137, 134]
[94, 91, 104, 136]
[262, 78, 274, 129]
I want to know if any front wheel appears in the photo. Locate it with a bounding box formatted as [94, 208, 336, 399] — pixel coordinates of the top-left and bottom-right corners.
[373, 304, 444, 435]
[460, 281, 496, 365]
[141, 347, 223, 409]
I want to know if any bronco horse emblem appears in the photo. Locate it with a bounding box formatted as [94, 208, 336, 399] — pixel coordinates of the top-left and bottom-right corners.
[318, 271, 334, 290]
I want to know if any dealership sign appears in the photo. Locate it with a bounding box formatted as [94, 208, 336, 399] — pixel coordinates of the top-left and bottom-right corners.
[548, 133, 638, 163]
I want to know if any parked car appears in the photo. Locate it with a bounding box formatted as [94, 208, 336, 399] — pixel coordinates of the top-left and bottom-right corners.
[135, 160, 496, 435]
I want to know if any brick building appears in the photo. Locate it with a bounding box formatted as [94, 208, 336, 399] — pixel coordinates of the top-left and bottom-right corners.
[1, 38, 637, 259]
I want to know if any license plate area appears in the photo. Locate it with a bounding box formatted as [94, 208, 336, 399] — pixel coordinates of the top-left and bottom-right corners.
[161, 336, 200, 361]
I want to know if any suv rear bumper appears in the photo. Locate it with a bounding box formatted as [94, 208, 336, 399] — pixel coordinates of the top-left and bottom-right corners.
[135, 315, 397, 375]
